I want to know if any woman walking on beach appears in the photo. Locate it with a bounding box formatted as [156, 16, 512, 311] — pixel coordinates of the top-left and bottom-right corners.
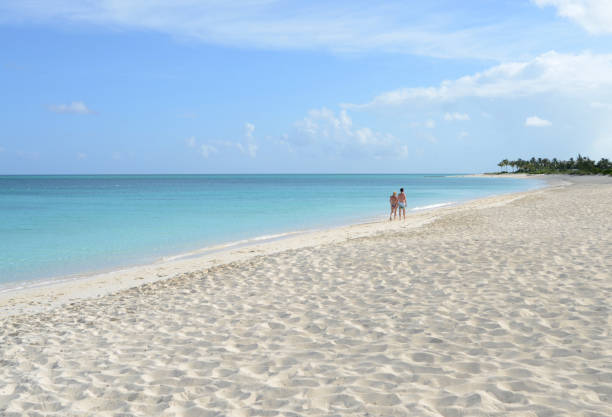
[398, 188, 407, 220]
[389, 191, 398, 220]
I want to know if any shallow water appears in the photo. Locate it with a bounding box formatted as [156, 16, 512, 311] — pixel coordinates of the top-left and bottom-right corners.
[0, 174, 544, 283]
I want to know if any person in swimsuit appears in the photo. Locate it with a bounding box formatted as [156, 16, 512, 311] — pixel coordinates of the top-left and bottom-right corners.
[389, 192, 398, 221]
[398, 188, 407, 220]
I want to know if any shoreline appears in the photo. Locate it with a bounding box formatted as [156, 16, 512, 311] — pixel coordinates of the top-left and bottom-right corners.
[2, 174, 611, 416]
[0, 174, 557, 317]
[1, 174, 531, 287]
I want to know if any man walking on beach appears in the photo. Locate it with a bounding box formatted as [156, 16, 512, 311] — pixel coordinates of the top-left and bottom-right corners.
[398, 188, 407, 220]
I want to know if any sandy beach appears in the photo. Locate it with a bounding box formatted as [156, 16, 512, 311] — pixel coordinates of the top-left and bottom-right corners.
[1, 175, 611, 416]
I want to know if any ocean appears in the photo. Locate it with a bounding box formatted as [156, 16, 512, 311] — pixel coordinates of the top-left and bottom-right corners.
[0, 174, 544, 285]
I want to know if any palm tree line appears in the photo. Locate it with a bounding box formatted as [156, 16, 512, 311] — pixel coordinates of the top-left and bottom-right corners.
[496, 155, 612, 175]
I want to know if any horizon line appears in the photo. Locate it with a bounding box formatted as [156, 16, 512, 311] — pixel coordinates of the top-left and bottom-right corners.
[0, 172, 475, 176]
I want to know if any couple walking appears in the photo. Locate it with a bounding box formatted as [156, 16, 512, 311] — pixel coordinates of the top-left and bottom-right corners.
[389, 188, 407, 221]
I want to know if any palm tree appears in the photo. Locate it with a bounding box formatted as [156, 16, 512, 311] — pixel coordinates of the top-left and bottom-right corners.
[496, 155, 611, 175]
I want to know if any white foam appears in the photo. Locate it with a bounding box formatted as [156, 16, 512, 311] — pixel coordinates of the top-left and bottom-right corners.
[161, 230, 306, 262]
[411, 202, 456, 211]
[0, 275, 82, 294]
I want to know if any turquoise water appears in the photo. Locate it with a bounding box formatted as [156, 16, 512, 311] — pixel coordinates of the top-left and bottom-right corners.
[0, 174, 544, 284]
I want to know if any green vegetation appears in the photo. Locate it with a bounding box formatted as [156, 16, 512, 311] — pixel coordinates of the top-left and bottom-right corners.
[495, 155, 612, 176]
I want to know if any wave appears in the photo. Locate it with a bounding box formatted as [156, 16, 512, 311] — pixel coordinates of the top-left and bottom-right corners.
[0, 275, 82, 295]
[411, 202, 455, 211]
[161, 230, 306, 262]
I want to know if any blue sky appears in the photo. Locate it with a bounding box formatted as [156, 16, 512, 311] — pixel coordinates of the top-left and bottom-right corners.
[1, 0, 611, 174]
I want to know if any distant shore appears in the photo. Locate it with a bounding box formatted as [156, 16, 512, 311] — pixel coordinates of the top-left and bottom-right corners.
[469, 172, 539, 178]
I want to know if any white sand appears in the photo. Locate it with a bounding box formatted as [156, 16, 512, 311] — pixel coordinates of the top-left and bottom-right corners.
[1, 175, 611, 416]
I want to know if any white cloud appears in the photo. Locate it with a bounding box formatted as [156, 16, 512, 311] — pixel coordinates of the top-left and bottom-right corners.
[349, 51, 612, 108]
[0, 146, 4, 153]
[185, 136, 196, 148]
[289, 108, 406, 157]
[444, 112, 470, 121]
[425, 119, 436, 129]
[231, 142, 258, 158]
[533, 0, 612, 34]
[245, 122, 255, 140]
[525, 116, 552, 127]
[0, 1, 572, 60]
[76, 152, 87, 160]
[200, 144, 218, 158]
[275, 133, 296, 152]
[48, 101, 94, 114]
[459, 131, 469, 139]
[242, 122, 258, 157]
[246, 143, 258, 158]
[186, 134, 257, 158]
[208, 140, 258, 158]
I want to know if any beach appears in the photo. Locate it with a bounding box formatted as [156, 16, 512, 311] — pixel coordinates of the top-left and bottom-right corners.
[0, 174, 543, 284]
[1, 175, 611, 416]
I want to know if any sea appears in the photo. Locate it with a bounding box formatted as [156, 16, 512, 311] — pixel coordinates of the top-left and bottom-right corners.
[0, 174, 545, 286]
